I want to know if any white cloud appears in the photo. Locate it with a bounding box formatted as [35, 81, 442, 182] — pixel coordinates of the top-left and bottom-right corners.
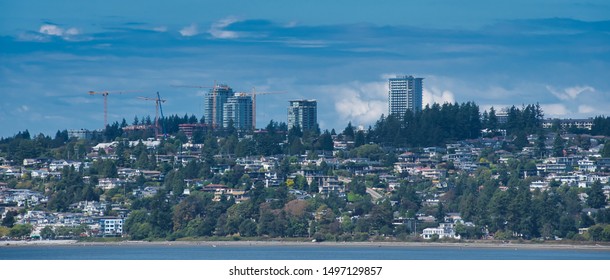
[28, 24, 87, 41]
[380, 73, 399, 80]
[152, 26, 168, 32]
[284, 21, 298, 28]
[17, 105, 29, 113]
[39, 24, 64, 36]
[423, 87, 455, 106]
[208, 17, 240, 39]
[326, 76, 458, 127]
[284, 39, 327, 48]
[578, 105, 596, 114]
[64, 27, 79, 36]
[540, 103, 570, 117]
[546, 85, 595, 101]
[17, 32, 48, 42]
[39, 24, 80, 37]
[326, 81, 387, 126]
[61, 96, 96, 104]
[485, 86, 513, 99]
[179, 24, 199, 37]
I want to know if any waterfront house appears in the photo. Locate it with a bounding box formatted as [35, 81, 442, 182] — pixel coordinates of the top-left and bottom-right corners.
[421, 223, 461, 240]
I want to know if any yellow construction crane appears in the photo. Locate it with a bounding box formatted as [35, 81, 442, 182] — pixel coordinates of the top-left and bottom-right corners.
[138, 92, 166, 137]
[88, 90, 137, 128]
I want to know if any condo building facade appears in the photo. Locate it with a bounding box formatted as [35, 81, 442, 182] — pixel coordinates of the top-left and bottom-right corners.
[288, 100, 317, 131]
[388, 75, 423, 117]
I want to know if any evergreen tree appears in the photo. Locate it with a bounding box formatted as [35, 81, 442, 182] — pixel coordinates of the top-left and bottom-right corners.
[1, 211, 17, 227]
[587, 181, 607, 208]
[552, 133, 565, 157]
[435, 202, 446, 222]
[481, 110, 489, 129]
[591, 116, 610, 136]
[602, 140, 610, 158]
[535, 132, 547, 158]
[488, 107, 498, 130]
[354, 130, 365, 147]
[513, 131, 529, 150]
[318, 130, 334, 151]
[343, 122, 355, 140]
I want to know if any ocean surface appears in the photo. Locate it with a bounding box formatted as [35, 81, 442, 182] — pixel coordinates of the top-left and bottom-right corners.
[2, 244, 610, 260]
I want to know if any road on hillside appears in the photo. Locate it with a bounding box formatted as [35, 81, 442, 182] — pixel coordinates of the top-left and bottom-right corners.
[366, 187, 383, 201]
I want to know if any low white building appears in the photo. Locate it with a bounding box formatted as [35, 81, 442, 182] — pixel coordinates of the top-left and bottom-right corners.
[578, 159, 597, 173]
[49, 160, 82, 171]
[530, 181, 549, 192]
[128, 139, 160, 149]
[421, 223, 461, 240]
[97, 178, 125, 190]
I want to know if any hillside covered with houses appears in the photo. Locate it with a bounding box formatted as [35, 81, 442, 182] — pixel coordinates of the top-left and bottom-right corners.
[1, 105, 610, 242]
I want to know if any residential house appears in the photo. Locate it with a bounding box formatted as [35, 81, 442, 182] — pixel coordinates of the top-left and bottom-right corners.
[22, 158, 38, 167]
[92, 142, 118, 154]
[49, 160, 82, 171]
[421, 223, 461, 240]
[97, 178, 125, 190]
[30, 169, 61, 180]
[213, 188, 249, 203]
[578, 159, 597, 173]
[0, 188, 47, 207]
[118, 168, 139, 179]
[57, 213, 95, 226]
[128, 139, 160, 149]
[289, 189, 312, 200]
[140, 170, 162, 181]
[2, 167, 22, 178]
[202, 184, 228, 193]
[597, 158, 610, 171]
[132, 186, 160, 198]
[394, 161, 417, 174]
[265, 172, 281, 187]
[305, 174, 345, 196]
[530, 181, 549, 192]
[70, 201, 107, 216]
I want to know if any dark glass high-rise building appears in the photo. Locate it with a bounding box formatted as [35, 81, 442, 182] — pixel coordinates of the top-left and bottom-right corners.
[288, 100, 317, 131]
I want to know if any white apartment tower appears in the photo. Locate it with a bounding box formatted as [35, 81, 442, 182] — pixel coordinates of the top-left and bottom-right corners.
[388, 75, 423, 117]
[203, 84, 233, 128]
[223, 94, 254, 130]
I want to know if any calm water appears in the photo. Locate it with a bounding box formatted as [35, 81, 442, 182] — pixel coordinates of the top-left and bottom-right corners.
[1, 244, 610, 260]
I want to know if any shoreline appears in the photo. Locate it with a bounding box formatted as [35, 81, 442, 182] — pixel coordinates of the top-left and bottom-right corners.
[3, 240, 610, 251]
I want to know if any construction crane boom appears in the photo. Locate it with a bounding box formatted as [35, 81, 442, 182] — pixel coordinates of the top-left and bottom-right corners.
[138, 92, 166, 138]
[171, 82, 229, 128]
[237, 87, 285, 129]
[88, 90, 136, 128]
[157, 92, 165, 136]
[172, 83, 284, 130]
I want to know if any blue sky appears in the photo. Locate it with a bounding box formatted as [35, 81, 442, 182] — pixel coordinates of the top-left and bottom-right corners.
[1, 0, 610, 137]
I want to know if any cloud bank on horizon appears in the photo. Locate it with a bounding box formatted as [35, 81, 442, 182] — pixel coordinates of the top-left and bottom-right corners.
[1, 5, 610, 137]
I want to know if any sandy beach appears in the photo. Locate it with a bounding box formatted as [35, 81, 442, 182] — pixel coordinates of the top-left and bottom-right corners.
[3, 239, 610, 251]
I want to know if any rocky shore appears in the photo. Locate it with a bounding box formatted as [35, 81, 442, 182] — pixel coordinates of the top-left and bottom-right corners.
[3, 239, 610, 251]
